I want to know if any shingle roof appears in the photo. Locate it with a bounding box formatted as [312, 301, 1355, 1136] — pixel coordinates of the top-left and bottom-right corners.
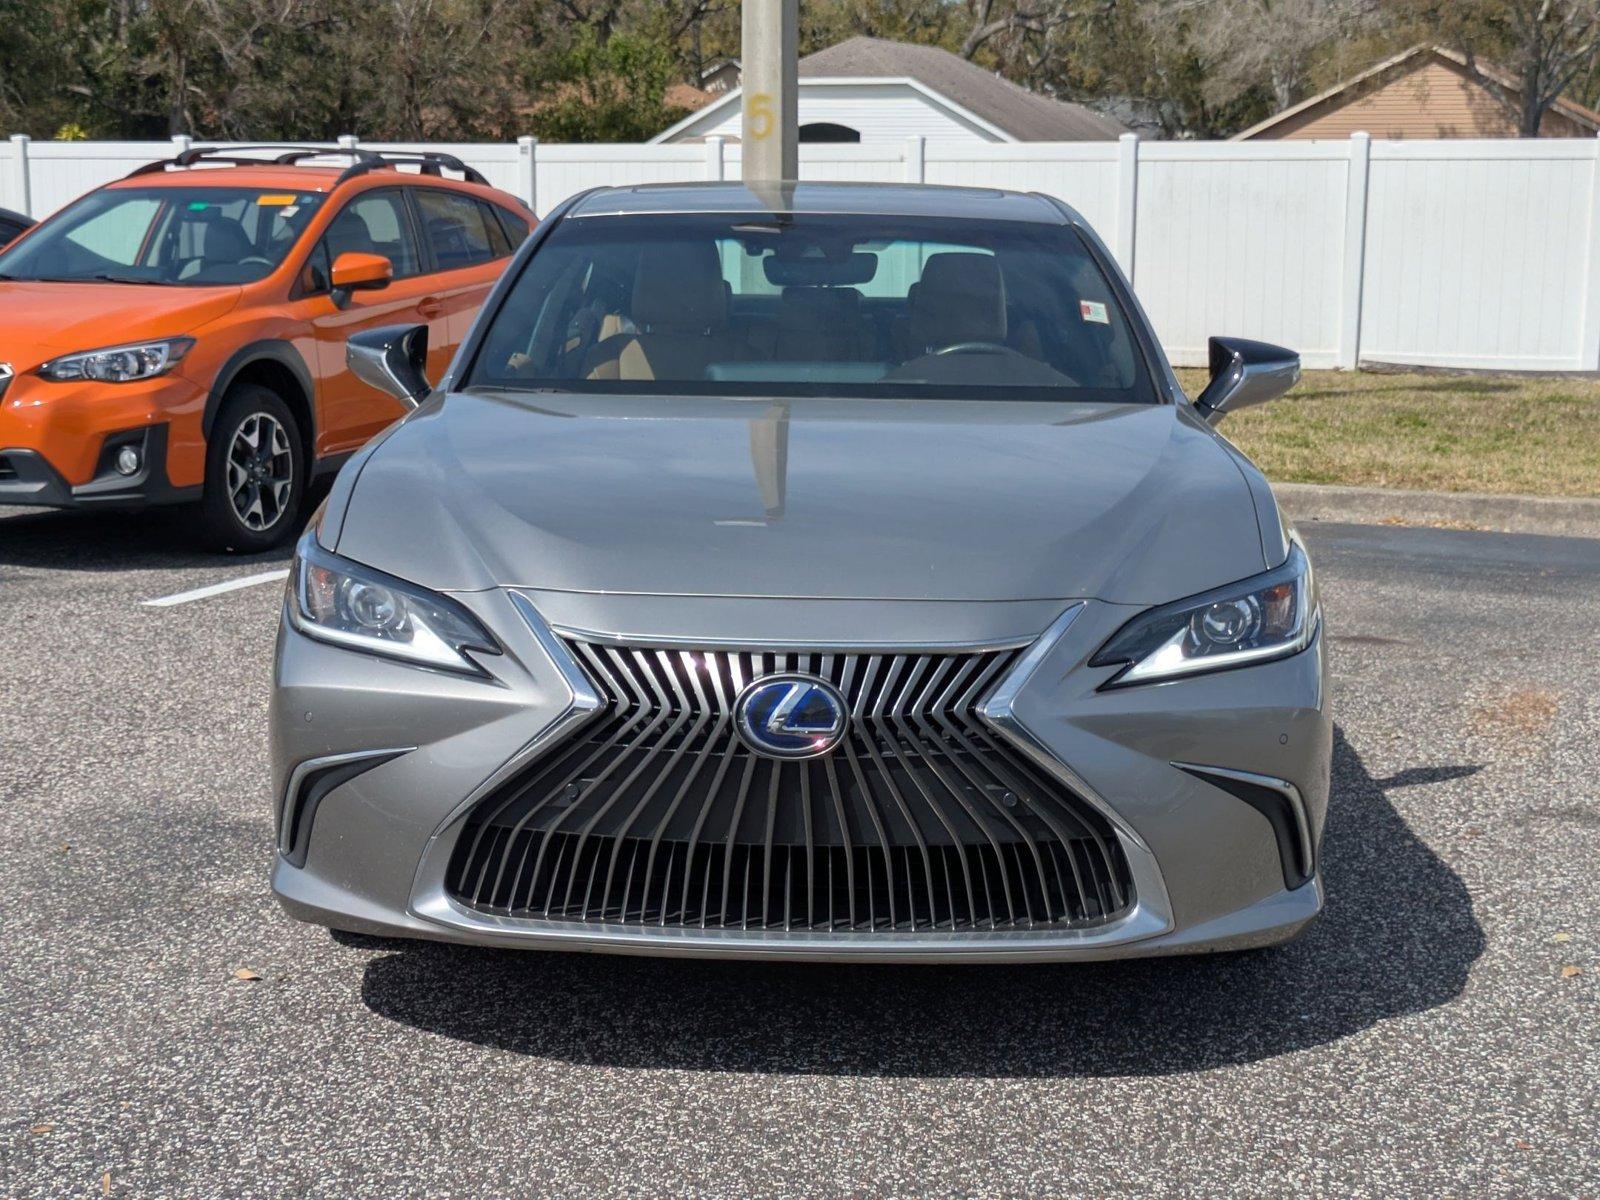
[798, 36, 1127, 141]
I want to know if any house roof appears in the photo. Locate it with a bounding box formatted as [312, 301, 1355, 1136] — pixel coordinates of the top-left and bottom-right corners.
[1233, 44, 1600, 140]
[797, 37, 1127, 141]
[664, 82, 716, 113]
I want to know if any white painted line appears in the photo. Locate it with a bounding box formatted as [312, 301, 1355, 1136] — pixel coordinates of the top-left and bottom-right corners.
[141, 569, 289, 608]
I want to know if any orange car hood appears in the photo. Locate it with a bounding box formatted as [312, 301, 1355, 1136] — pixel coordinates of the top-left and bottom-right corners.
[0, 281, 242, 368]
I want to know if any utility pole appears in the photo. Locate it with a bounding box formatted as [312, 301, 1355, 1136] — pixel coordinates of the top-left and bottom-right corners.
[741, 0, 798, 182]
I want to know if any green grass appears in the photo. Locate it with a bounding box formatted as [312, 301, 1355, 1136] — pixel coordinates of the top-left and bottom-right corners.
[1175, 369, 1600, 498]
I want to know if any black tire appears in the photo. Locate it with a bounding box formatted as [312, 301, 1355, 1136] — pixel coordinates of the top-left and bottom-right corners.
[198, 384, 306, 552]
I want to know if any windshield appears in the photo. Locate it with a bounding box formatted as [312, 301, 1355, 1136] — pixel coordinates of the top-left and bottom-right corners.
[467, 213, 1155, 402]
[0, 186, 325, 286]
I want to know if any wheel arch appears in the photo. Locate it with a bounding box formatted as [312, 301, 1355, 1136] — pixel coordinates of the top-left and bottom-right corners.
[204, 340, 317, 467]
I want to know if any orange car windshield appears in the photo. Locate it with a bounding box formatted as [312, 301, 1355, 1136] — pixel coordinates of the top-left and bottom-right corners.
[0, 186, 325, 287]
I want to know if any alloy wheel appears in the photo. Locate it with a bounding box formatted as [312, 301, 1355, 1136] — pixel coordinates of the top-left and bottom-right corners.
[226, 412, 294, 532]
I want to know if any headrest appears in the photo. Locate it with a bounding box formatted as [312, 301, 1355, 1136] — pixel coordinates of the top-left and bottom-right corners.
[199, 218, 252, 263]
[780, 286, 862, 317]
[909, 252, 1006, 350]
[631, 241, 728, 332]
[326, 211, 376, 260]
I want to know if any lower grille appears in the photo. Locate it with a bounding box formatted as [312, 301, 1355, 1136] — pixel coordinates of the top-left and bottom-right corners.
[445, 643, 1133, 933]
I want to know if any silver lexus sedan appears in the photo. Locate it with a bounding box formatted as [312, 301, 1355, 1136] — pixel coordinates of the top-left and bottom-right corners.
[270, 181, 1329, 962]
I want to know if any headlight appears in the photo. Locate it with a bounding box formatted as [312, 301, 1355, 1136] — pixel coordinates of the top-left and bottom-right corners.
[38, 337, 194, 383]
[287, 531, 500, 674]
[1090, 541, 1317, 687]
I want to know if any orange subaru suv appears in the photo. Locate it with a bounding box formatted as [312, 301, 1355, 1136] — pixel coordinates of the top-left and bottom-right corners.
[0, 147, 535, 549]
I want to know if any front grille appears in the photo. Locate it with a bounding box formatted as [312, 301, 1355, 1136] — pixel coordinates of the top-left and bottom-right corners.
[445, 643, 1133, 933]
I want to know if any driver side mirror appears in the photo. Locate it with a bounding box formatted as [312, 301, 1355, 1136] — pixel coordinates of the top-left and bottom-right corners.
[347, 323, 431, 409]
[1194, 336, 1300, 425]
[330, 251, 393, 293]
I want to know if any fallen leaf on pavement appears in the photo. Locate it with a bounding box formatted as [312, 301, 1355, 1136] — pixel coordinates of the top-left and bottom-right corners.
[1553, 932, 1572, 943]
[232, 968, 261, 982]
[1514, 1140, 1532, 1150]
[102, 1171, 111, 1194]
[30, 1123, 54, 1134]
[1560, 966, 1582, 979]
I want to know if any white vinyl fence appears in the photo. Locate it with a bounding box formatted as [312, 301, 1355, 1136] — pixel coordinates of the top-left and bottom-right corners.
[6, 130, 1600, 372]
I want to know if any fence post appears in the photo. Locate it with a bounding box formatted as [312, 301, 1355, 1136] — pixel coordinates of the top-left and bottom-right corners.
[517, 135, 538, 209]
[1337, 132, 1372, 371]
[8, 134, 31, 217]
[904, 135, 925, 184]
[1582, 131, 1600, 370]
[170, 133, 192, 159]
[337, 134, 359, 153]
[704, 135, 726, 181]
[1114, 133, 1139, 277]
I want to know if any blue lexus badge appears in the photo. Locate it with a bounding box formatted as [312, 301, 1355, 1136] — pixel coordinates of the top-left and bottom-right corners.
[735, 673, 848, 760]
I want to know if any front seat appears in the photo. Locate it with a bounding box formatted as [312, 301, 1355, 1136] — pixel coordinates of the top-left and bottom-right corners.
[178, 217, 254, 280]
[584, 242, 736, 381]
[325, 210, 377, 261]
[901, 251, 1007, 357]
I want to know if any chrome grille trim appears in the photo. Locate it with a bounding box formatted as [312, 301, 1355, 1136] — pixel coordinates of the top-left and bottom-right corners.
[442, 631, 1135, 934]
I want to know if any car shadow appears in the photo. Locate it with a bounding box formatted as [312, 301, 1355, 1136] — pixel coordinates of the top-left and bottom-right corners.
[0, 485, 328, 574]
[357, 726, 1483, 1078]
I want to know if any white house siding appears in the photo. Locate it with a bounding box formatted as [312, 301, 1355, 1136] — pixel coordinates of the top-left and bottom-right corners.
[661, 83, 1002, 144]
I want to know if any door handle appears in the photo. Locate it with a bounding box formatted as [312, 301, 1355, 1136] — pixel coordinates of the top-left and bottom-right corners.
[418, 296, 444, 319]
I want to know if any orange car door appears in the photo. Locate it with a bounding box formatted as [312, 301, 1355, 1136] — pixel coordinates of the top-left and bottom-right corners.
[411, 188, 516, 359]
[305, 187, 436, 451]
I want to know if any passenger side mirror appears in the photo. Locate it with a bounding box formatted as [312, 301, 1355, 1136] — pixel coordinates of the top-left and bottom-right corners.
[330, 251, 393, 293]
[1194, 336, 1300, 424]
[347, 323, 432, 409]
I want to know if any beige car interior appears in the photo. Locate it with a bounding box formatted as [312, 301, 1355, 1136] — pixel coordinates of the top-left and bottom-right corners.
[529, 237, 1132, 388]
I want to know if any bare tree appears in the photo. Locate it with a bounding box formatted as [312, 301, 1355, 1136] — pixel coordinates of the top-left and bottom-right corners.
[1180, 0, 1383, 113]
[1443, 0, 1600, 135]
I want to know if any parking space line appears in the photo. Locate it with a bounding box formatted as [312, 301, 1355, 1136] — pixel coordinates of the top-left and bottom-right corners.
[141, 569, 290, 608]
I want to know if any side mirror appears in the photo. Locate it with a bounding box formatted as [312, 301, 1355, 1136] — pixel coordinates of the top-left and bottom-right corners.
[347, 324, 431, 409]
[1194, 336, 1300, 424]
[330, 251, 393, 293]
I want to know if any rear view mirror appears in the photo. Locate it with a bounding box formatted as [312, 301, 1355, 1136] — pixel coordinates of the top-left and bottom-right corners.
[1194, 336, 1300, 424]
[330, 251, 393, 292]
[347, 323, 431, 409]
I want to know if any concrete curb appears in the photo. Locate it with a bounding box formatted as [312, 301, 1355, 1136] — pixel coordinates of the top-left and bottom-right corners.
[1275, 482, 1600, 540]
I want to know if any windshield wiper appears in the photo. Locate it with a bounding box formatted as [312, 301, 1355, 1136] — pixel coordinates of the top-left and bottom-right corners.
[0, 272, 180, 285]
[89, 272, 179, 286]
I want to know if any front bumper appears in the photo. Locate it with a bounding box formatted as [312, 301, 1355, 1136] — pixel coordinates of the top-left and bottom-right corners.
[0, 367, 207, 507]
[0, 423, 198, 509]
[269, 589, 1331, 962]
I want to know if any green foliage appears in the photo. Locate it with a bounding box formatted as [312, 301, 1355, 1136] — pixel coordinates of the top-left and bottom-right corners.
[1, 0, 1587, 145]
[529, 28, 689, 142]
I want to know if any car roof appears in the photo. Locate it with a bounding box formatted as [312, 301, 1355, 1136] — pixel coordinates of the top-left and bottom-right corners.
[564, 180, 1075, 225]
[103, 163, 496, 196]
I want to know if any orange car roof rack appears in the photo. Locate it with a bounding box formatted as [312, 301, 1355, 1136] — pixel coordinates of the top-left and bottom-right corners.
[126, 145, 489, 187]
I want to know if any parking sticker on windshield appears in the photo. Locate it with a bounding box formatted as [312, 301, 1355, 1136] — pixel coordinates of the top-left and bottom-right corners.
[1080, 299, 1109, 324]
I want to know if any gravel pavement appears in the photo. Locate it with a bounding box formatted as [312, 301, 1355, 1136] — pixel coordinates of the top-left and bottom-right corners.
[2, 504, 1596, 1198]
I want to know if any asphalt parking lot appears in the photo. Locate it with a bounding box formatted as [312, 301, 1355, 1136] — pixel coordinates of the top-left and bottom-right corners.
[3, 502, 1597, 1198]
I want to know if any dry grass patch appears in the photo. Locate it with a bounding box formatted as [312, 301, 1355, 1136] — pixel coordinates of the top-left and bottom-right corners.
[1175, 368, 1600, 497]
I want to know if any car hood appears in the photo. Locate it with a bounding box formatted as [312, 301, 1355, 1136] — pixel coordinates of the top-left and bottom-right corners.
[0, 280, 241, 366]
[334, 391, 1270, 605]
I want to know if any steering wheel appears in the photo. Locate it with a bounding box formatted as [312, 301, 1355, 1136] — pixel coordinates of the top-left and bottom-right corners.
[931, 340, 1027, 358]
[238, 256, 275, 269]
